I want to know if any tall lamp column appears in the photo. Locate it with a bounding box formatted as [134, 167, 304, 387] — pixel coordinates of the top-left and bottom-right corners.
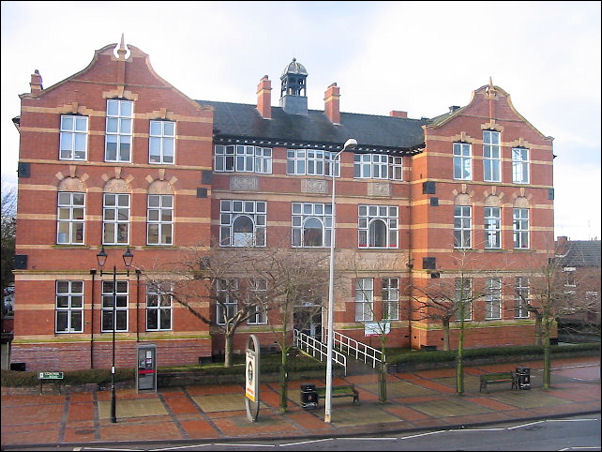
[96, 246, 134, 424]
[325, 138, 356, 423]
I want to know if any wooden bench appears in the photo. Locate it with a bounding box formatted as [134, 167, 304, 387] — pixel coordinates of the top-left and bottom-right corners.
[479, 371, 517, 392]
[314, 384, 360, 405]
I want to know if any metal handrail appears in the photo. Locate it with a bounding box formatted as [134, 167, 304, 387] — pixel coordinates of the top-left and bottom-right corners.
[332, 330, 383, 368]
[293, 329, 347, 376]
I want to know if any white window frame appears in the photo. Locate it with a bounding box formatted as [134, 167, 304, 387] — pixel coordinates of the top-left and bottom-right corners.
[146, 285, 173, 331]
[101, 280, 129, 332]
[453, 142, 472, 180]
[105, 99, 133, 163]
[57, 191, 85, 245]
[483, 130, 501, 182]
[515, 276, 530, 318]
[247, 279, 267, 325]
[55, 280, 84, 333]
[355, 278, 374, 322]
[59, 115, 88, 160]
[147, 194, 173, 246]
[512, 147, 530, 184]
[216, 279, 238, 325]
[485, 277, 502, 320]
[286, 149, 339, 176]
[149, 120, 175, 164]
[454, 205, 472, 249]
[484, 206, 501, 249]
[389, 156, 404, 181]
[219, 200, 266, 247]
[358, 205, 398, 249]
[292, 202, 332, 248]
[513, 208, 529, 249]
[215, 145, 272, 174]
[103, 193, 130, 245]
[454, 278, 472, 321]
[381, 277, 399, 321]
[353, 154, 388, 179]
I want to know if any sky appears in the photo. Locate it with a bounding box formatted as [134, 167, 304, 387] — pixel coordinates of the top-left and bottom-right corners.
[1, 1, 600, 240]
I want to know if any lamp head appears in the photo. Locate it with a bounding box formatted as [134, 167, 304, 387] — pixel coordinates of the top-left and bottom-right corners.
[342, 138, 357, 152]
[122, 247, 134, 268]
[96, 246, 108, 269]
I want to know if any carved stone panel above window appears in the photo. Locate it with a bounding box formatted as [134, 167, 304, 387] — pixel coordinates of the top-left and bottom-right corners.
[301, 179, 327, 194]
[230, 175, 258, 192]
[368, 182, 391, 197]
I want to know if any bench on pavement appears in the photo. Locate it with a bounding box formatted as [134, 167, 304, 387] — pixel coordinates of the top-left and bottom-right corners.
[315, 384, 360, 405]
[479, 371, 517, 392]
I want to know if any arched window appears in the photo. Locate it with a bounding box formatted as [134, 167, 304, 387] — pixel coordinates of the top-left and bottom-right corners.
[219, 200, 266, 247]
[233, 215, 254, 247]
[368, 219, 387, 247]
[303, 217, 323, 247]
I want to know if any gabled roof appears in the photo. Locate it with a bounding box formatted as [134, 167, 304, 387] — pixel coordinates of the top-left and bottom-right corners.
[196, 100, 427, 154]
[559, 240, 601, 268]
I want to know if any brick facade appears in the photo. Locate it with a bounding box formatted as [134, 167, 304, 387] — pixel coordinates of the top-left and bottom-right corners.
[12, 41, 556, 371]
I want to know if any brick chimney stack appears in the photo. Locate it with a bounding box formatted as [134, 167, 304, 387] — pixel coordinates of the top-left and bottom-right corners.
[256, 75, 272, 119]
[30, 69, 43, 93]
[324, 82, 340, 124]
[390, 110, 407, 118]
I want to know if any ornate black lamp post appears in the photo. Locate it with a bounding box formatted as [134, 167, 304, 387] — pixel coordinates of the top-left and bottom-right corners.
[96, 246, 134, 424]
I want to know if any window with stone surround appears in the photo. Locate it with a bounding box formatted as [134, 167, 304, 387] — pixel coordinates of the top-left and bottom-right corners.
[215, 145, 272, 174]
[358, 205, 398, 248]
[105, 99, 133, 162]
[483, 130, 501, 182]
[453, 142, 472, 180]
[57, 191, 85, 245]
[101, 280, 129, 332]
[286, 149, 339, 176]
[292, 202, 332, 247]
[219, 200, 266, 247]
[55, 280, 84, 333]
[149, 120, 175, 164]
[59, 115, 88, 160]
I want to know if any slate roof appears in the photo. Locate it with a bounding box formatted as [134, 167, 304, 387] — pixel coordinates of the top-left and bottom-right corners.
[196, 100, 427, 154]
[559, 240, 601, 268]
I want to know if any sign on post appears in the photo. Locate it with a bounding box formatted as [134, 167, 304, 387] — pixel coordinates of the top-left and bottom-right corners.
[364, 321, 390, 337]
[38, 371, 64, 394]
[245, 334, 260, 422]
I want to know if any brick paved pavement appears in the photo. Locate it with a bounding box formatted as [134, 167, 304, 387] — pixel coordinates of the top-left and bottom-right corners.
[1, 356, 599, 448]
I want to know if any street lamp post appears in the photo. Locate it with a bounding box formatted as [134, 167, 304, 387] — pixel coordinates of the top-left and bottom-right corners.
[325, 138, 357, 423]
[96, 245, 134, 424]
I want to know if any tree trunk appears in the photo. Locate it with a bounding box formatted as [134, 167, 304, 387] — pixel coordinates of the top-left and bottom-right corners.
[378, 336, 387, 402]
[543, 319, 551, 389]
[279, 347, 288, 412]
[223, 333, 233, 368]
[456, 320, 465, 395]
[442, 318, 450, 351]
[378, 362, 387, 402]
[534, 313, 543, 346]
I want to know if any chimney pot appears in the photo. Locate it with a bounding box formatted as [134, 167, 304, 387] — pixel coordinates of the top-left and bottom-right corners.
[30, 69, 43, 93]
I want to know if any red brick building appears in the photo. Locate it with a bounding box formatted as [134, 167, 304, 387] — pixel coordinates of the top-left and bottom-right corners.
[11, 40, 555, 371]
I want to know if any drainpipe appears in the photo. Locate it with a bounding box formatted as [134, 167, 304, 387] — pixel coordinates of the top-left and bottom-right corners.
[89, 269, 96, 368]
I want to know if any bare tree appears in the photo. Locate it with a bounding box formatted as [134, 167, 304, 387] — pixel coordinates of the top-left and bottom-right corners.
[408, 249, 494, 395]
[1, 180, 17, 315]
[514, 251, 601, 389]
[343, 250, 408, 402]
[246, 246, 329, 413]
[145, 244, 261, 368]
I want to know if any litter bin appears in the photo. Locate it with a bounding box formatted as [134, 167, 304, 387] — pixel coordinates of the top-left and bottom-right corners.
[515, 367, 531, 390]
[300, 384, 318, 410]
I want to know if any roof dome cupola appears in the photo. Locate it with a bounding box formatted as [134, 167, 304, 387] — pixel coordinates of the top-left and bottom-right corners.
[280, 58, 308, 116]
